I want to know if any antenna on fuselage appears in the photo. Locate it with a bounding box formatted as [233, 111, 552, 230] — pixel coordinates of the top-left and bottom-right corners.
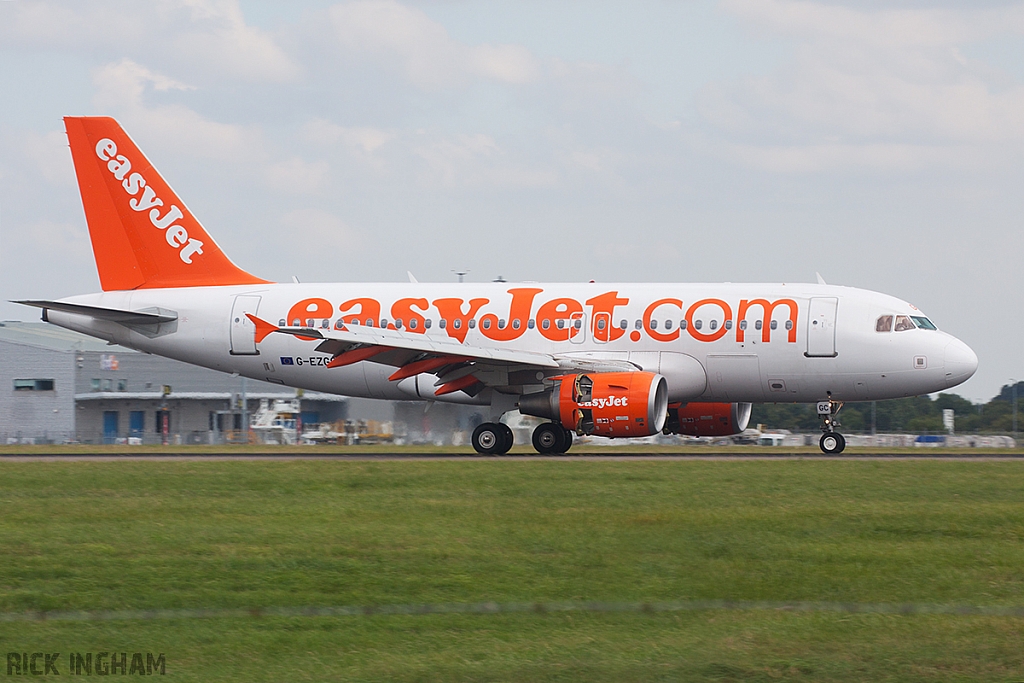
[815, 272, 827, 285]
[452, 269, 469, 283]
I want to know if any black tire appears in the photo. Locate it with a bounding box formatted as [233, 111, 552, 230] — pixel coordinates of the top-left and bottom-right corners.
[532, 422, 565, 455]
[819, 432, 846, 455]
[472, 423, 503, 455]
[556, 427, 573, 454]
[497, 423, 514, 455]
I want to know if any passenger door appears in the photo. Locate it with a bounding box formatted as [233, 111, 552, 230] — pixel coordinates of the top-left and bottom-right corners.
[230, 295, 262, 355]
[806, 297, 838, 357]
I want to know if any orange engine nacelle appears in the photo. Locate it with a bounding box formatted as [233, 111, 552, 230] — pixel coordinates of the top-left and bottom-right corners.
[665, 402, 752, 437]
[518, 372, 669, 438]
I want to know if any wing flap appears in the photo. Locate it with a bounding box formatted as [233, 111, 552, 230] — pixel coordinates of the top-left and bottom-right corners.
[254, 316, 559, 369]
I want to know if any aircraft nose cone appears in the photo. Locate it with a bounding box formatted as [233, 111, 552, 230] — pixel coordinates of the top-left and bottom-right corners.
[944, 338, 978, 388]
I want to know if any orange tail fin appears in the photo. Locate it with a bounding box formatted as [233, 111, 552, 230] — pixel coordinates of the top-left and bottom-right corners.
[64, 116, 269, 291]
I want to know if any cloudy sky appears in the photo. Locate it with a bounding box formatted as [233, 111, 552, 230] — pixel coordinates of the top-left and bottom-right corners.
[1, 0, 1022, 402]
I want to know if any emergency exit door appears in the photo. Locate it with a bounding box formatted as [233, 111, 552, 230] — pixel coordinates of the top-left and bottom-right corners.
[806, 297, 838, 357]
[230, 295, 262, 355]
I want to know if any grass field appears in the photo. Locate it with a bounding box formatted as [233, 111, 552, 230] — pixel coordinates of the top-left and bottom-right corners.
[2, 460, 1024, 681]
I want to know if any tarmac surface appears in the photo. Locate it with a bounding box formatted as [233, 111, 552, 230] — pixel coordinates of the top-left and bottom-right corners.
[2, 452, 1023, 461]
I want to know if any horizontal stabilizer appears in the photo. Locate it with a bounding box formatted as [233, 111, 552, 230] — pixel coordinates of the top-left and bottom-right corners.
[14, 300, 177, 325]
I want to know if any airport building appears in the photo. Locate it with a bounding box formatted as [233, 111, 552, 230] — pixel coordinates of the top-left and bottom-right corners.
[0, 322, 350, 444]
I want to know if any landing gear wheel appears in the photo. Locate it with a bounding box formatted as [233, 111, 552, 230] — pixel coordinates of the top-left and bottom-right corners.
[472, 423, 504, 455]
[497, 423, 514, 455]
[532, 422, 566, 455]
[819, 432, 846, 455]
[556, 427, 573, 454]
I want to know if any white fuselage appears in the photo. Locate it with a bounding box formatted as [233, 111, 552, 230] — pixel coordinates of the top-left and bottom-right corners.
[45, 281, 977, 406]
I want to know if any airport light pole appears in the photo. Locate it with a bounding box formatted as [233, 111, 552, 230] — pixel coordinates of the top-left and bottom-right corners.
[1011, 379, 1018, 441]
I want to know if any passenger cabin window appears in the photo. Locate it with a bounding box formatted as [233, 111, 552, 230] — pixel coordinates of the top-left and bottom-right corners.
[679, 320, 687, 330]
[425, 319, 432, 329]
[528, 319, 536, 329]
[910, 316, 937, 330]
[876, 315, 893, 332]
[619, 319, 627, 329]
[440, 319, 447, 329]
[894, 315, 915, 332]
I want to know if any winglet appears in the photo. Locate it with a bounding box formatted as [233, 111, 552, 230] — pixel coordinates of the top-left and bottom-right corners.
[246, 313, 279, 344]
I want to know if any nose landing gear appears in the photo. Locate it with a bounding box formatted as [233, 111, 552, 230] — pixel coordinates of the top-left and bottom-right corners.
[817, 395, 846, 454]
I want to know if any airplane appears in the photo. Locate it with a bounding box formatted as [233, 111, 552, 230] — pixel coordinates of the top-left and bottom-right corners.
[15, 117, 978, 455]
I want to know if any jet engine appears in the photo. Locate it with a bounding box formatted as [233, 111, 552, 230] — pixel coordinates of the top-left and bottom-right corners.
[518, 372, 669, 437]
[664, 402, 751, 437]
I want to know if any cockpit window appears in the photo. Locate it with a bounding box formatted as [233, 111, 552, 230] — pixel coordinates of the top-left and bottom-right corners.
[910, 316, 937, 330]
[894, 315, 915, 332]
[875, 315, 893, 332]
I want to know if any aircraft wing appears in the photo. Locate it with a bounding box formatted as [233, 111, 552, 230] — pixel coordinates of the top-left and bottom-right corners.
[247, 314, 637, 396]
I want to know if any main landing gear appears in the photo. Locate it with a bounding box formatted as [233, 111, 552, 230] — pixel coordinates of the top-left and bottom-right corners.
[471, 422, 514, 455]
[471, 421, 576, 455]
[532, 422, 574, 455]
[817, 395, 846, 454]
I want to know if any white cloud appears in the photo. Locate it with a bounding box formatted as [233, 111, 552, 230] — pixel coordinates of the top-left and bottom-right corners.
[264, 157, 331, 194]
[720, 141, 984, 173]
[305, 120, 394, 153]
[410, 132, 558, 189]
[325, 0, 539, 89]
[0, 0, 298, 84]
[22, 130, 76, 186]
[91, 59, 262, 163]
[701, 0, 1024, 171]
[9, 220, 91, 260]
[280, 208, 362, 251]
[722, 0, 1024, 48]
[170, 0, 300, 83]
